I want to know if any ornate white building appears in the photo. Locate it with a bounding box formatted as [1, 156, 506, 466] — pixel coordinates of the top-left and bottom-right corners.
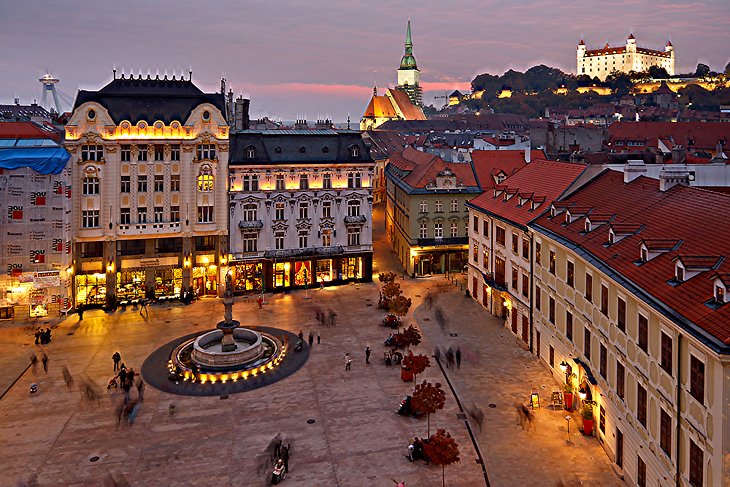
[64, 73, 230, 308]
[577, 34, 674, 81]
[227, 130, 374, 293]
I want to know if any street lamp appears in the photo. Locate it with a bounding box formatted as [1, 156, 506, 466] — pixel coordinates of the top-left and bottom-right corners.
[559, 360, 568, 373]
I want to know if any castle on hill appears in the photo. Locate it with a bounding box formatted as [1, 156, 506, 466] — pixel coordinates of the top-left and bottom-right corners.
[577, 34, 675, 81]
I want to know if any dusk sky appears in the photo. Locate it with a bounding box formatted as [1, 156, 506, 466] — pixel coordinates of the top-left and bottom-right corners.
[1, 0, 728, 122]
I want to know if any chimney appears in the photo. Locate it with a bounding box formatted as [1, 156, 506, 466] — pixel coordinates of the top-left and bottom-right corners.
[14, 97, 20, 105]
[227, 89, 234, 122]
[524, 146, 531, 163]
[671, 146, 686, 165]
[624, 159, 647, 183]
[659, 165, 689, 191]
[234, 96, 250, 131]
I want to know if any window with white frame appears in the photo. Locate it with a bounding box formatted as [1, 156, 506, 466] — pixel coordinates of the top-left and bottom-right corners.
[298, 201, 309, 219]
[450, 199, 458, 212]
[196, 144, 216, 160]
[347, 172, 361, 188]
[154, 175, 164, 192]
[137, 175, 147, 192]
[82, 176, 100, 195]
[434, 223, 443, 238]
[347, 200, 360, 217]
[275, 174, 285, 190]
[322, 200, 332, 218]
[154, 145, 164, 161]
[137, 145, 148, 162]
[120, 175, 131, 193]
[347, 227, 360, 246]
[120, 208, 130, 225]
[419, 223, 427, 239]
[299, 174, 309, 190]
[243, 204, 257, 221]
[275, 202, 285, 220]
[242, 174, 259, 191]
[154, 206, 163, 223]
[450, 222, 458, 237]
[170, 144, 180, 161]
[274, 231, 285, 250]
[121, 145, 131, 162]
[170, 174, 180, 192]
[170, 206, 180, 222]
[298, 231, 308, 248]
[322, 229, 332, 247]
[197, 204, 214, 223]
[81, 144, 104, 161]
[435, 200, 443, 212]
[137, 207, 147, 224]
[322, 173, 332, 189]
[420, 200, 428, 213]
[243, 232, 257, 252]
[82, 210, 100, 228]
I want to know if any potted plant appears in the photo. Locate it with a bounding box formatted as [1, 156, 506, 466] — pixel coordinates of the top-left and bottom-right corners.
[582, 404, 594, 435]
[563, 382, 574, 411]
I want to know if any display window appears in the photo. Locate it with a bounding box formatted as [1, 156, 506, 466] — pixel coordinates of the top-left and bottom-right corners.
[30, 303, 48, 318]
[116, 271, 146, 303]
[155, 268, 182, 298]
[75, 273, 107, 306]
[231, 263, 262, 292]
[341, 257, 362, 280]
[294, 261, 311, 286]
[274, 262, 290, 288]
[316, 259, 333, 283]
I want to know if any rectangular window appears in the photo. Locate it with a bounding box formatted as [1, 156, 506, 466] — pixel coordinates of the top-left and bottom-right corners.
[298, 232, 308, 248]
[566, 311, 573, 342]
[120, 208, 130, 225]
[535, 242, 542, 265]
[322, 201, 331, 219]
[243, 232, 257, 252]
[242, 204, 258, 221]
[274, 231, 285, 250]
[600, 343, 607, 379]
[584, 327, 591, 360]
[585, 273, 593, 302]
[322, 173, 332, 189]
[617, 297, 626, 332]
[322, 229, 332, 247]
[121, 145, 131, 162]
[347, 200, 360, 217]
[450, 222, 458, 238]
[137, 175, 147, 193]
[637, 383, 647, 427]
[549, 345, 554, 368]
[81, 210, 100, 228]
[482, 245, 489, 269]
[170, 174, 180, 192]
[81, 144, 104, 161]
[567, 261, 574, 287]
[496, 227, 505, 246]
[472, 215, 478, 231]
[120, 176, 131, 193]
[535, 285, 541, 311]
[434, 200, 443, 212]
[242, 174, 259, 192]
[512, 233, 519, 254]
[197, 205, 214, 223]
[638, 314, 648, 353]
[450, 199, 458, 212]
[170, 144, 180, 161]
[154, 175, 164, 192]
[522, 238, 529, 259]
[275, 203, 285, 221]
[599, 405, 606, 434]
[637, 456, 646, 487]
[137, 145, 148, 162]
[434, 223, 443, 239]
[82, 177, 100, 195]
[154, 206, 163, 223]
[347, 228, 360, 246]
[275, 174, 285, 190]
[661, 332, 673, 375]
[482, 219, 488, 237]
[689, 440, 703, 487]
[154, 144, 164, 161]
[511, 266, 518, 289]
[601, 284, 609, 315]
[298, 202, 309, 219]
[659, 409, 671, 456]
[137, 207, 147, 224]
[347, 172, 361, 188]
[170, 206, 180, 222]
[549, 250, 556, 274]
[690, 355, 705, 405]
[420, 200, 428, 213]
[616, 360, 625, 401]
[299, 174, 309, 190]
[549, 296, 555, 324]
[521, 273, 529, 297]
[196, 144, 216, 160]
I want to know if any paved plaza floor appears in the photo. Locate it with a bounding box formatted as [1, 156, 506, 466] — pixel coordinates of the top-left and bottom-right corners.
[0, 206, 623, 486]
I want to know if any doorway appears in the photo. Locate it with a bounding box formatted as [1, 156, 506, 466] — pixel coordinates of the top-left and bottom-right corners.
[511, 309, 518, 334]
[521, 315, 529, 343]
[616, 429, 624, 468]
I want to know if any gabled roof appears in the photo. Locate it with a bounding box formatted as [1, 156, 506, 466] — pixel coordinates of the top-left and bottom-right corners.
[386, 147, 478, 192]
[471, 150, 543, 190]
[468, 159, 586, 227]
[388, 89, 426, 121]
[608, 122, 730, 151]
[641, 239, 681, 251]
[675, 255, 723, 270]
[363, 95, 398, 119]
[530, 170, 730, 349]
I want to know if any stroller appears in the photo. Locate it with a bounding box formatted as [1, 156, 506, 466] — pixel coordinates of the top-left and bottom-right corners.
[271, 458, 287, 484]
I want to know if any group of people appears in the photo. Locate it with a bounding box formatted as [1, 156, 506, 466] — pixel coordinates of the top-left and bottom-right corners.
[434, 345, 462, 370]
[261, 433, 291, 484]
[314, 308, 337, 327]
[33, 327, 52, 345]
[109, 351, 145, 426]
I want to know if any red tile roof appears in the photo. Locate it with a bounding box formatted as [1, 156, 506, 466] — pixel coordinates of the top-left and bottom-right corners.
[608, 122, 730, 152]
[469, 159, 587, 227]
[531, 170, 730, 347]
[471, 150, 543, 190]
[388, 89, 426, 121]
[387, 147, 478, 190]
[0, 121, 62, 141]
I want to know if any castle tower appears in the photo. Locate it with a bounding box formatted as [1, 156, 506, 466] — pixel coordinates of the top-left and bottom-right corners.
[396, 20, 422, 107]
[665, 40, 675, 75]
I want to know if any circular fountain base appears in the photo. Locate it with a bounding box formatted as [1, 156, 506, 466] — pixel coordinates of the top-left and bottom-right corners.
[191, 328, 265, 369]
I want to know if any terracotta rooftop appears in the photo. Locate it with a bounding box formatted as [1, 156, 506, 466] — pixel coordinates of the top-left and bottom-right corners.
[608, 122, 730, 152]
[0, 121, 62, 142]
[531, 170, 730, 349]
[468, 159, 586, 227]
[471, 150, 544, 190]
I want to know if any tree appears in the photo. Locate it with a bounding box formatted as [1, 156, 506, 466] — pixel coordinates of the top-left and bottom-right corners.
[411, 380, 446, 437]
[695, 63, 710, 78]
[378, 272, 397, 284]
[390, 294, 412, 319]
[381, 281, 402, 301]
[605, 71, 633, 96]
[725, 61, 730, 77]
[423, 429, 460, 487]
[647, 66, 669, 79]
[402, 352, 430, 383]
[401, 324, 421, 348]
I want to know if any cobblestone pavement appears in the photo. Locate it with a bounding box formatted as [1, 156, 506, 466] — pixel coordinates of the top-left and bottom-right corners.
[0, 205, 622, 486]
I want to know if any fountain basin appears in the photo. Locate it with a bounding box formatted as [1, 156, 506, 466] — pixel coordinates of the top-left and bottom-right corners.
[191, 328, 265, 369]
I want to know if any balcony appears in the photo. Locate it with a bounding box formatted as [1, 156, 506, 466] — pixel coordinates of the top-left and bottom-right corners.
[344, 215, 367, 224]
[117, 222, 181, 236]
[416, 237, 468, 247]
[238, 220, 264, 229]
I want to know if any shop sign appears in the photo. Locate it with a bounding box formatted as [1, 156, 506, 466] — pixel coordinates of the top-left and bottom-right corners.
[33, 270, 61, 288]
[18, 273, 34, 283]
[140, 258, 160, 267]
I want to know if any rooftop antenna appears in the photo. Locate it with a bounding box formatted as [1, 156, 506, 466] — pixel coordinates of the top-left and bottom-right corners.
[39, 72, 62, 113]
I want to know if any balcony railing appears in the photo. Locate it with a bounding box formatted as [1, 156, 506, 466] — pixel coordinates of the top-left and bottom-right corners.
[416, 237, 468, 247]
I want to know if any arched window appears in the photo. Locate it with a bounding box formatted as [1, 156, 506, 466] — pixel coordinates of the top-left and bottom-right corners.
[197, 165, 214, 192]
[349, 145, 360, 158]
[245, 146, 256, 159]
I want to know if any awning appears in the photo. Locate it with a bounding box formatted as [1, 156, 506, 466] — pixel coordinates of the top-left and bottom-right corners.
[0, 147, 70, 175]
[572, 357, 597, 385]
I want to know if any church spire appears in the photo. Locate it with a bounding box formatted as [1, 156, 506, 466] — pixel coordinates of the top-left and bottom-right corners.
[399, 20, 418, 70]
[405, 19, 413, 54]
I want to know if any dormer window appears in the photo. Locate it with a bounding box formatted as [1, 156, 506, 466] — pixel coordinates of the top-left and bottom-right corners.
[565, 211, 572, 224]
[641, 247, 648, 262]
[716, 284, 725, 303]
[711, 274, 730, 304]
[608, 229, 616, 245]
[349, 145, 360, 158]
[550, 206, 556, 217]
[245, 146, 256, 159]
[676, 264, 685, 282]
[584, 219, 591, 233]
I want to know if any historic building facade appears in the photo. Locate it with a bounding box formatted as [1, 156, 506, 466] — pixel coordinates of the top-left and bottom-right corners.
[65, 73, 229, 308]
[227, 130, 374, 293]
[530, 170, 729, 487]
[577, 34, 674, 81]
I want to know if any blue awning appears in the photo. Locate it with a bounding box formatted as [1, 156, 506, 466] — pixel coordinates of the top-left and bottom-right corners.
[0, 147, 70, 175]
[572, 357, 597, 385]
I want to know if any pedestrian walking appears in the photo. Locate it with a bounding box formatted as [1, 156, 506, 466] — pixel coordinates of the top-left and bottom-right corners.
[317, 332, 321, 344]
[78, 306, 84, 321]
[112, 351, 121, 372]
[434, 346, 441, 363]
[345, 353, 352, 371]
[30, 354, 38, 372]
[136, 378, 145, 401]
[34, 329, 41, 344]
[139, 299, 148, 319]
[328, 309, 337, 327]
[365, 346, 372, 365]
[257, 296, 263, 309]
[298, 329, 304, 341]
[281, 444, 290, 473]
[445, 347, 454, 369]
[61, 365, 74, 390]
[41, 353, 48, 373]
[308, 331, 314, 348]
[455, 347, 462, 370]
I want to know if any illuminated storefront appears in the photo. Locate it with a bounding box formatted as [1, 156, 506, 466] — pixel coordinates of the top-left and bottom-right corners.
[154, 268, 182, 299]
[316, 259, 334, 283]
[116, 271, 146, 303]
[294, 261, 312, 286]
[75, 273, 107, 306]
[230, 262, 262, 293]
[341, 257, 362, 280]
[273, 262, 291, 288]
[193, 266, 218, 296]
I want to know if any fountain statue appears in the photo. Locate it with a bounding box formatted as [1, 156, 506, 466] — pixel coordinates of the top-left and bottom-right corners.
[219, 273, 238, 352]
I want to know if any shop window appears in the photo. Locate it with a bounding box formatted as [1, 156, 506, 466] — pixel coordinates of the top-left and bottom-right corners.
[137, 145, 148, 162]
[231, 263, 262, 292]
[347, 228, 360, 246]
[120, 176, 131, 193]
[82, 176, 100, 195]
[274, 262, 290, 288]
[342, 257, 362, 279]
[116, 271, 146, 302]
[170, 145, 180, 161]
[170, 174, 180, 192]
[137, 207, 147, 224]
[243, 232, 257, 252]
[294, 261, 311, 286]
[317, 259, 333, 282]
[322, 173, 332, 189]
[75, 273, 106, 306]
[154, 268, 182, 298]
[82, 210, 100, 228]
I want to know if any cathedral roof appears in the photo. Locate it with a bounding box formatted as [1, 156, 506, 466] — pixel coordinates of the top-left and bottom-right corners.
[362, 89, 425, 122]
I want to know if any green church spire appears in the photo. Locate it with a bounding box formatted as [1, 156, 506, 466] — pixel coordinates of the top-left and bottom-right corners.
[400, 20, 418, 70]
